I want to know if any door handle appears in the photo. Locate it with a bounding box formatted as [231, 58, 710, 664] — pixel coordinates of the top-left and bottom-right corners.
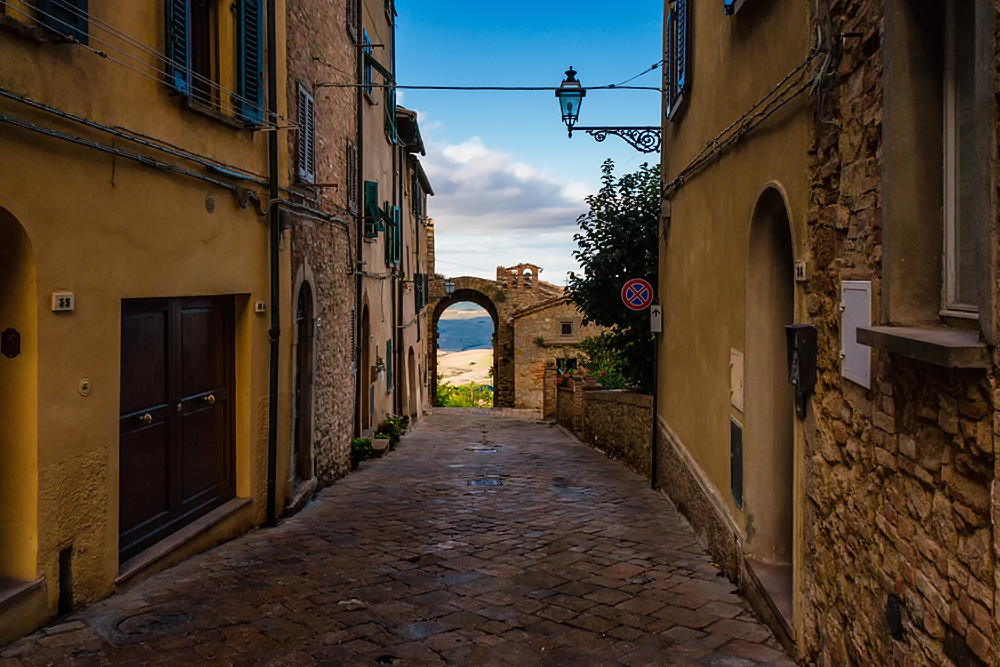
[204, 394, 216, 405]
[139, 413, 152, 425]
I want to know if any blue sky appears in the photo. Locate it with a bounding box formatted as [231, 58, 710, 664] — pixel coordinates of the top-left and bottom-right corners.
[396, 1, 664, 285]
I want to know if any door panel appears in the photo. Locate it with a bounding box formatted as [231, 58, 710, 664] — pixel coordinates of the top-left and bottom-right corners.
[119, 296, 235, 564]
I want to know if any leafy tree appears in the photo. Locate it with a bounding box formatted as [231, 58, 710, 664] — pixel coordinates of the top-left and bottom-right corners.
[567, 160, 659, 392]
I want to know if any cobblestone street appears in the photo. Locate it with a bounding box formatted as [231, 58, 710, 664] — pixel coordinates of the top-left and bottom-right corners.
[2, 410, 797, 666]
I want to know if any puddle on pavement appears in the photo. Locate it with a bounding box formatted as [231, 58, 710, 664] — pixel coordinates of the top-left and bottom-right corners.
[468, 479, 502, 486]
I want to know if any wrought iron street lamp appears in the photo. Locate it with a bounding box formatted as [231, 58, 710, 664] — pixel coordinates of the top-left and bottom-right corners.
[444, 280, 455, 294]
[555, 67, 661, 154]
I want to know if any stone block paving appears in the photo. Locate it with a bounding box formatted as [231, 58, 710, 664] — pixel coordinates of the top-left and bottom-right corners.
[2, 412, 797, 666]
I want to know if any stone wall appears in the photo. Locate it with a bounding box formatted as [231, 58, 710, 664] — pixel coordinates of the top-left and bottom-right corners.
[556, 385, 583, 434]
[582, 391, 653, 479]
[286, 0, 356, 488]
[800, 0, 998, 664]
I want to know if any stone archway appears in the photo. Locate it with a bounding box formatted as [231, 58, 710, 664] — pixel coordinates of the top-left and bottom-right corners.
[430, 283, 502, 406]
[428, 267, 565, 408]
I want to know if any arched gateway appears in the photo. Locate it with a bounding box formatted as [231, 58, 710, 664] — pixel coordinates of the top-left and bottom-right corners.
[428, 265, 563, 407]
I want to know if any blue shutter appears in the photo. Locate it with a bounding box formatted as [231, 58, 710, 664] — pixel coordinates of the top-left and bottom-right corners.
[165, 0, 190, 94]
[666, 0, 689, 121]
[724, 0, 736, 14]
[39, 0, 89, 44]
[238, 0, 264, 125]
[363, 31, 373, 96]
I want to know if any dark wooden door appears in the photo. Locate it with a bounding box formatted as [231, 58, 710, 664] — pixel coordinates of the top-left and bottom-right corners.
[119, 296, 235, 563]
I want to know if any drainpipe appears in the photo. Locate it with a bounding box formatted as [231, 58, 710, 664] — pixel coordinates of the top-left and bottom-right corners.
[353, 0, 364, 437]
[391, 19, 400, 417]
[265, 0, 280, 526]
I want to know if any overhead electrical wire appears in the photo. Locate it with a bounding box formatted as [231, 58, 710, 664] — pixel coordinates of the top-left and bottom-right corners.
[613, 60, 664, 88]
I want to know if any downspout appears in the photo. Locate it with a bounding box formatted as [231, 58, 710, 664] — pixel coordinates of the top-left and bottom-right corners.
[391, 17, 400, 417]
[265, 0, 280, 526]
[353, 0, 364, 437]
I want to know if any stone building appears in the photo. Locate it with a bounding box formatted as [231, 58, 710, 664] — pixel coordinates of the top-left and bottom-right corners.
[284, 0, 359, 506]
[511, 296, 607, 411]
[656, 0, 1000, 664]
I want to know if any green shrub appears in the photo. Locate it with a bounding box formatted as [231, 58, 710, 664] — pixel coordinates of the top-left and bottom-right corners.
[351, 437, 374, 461]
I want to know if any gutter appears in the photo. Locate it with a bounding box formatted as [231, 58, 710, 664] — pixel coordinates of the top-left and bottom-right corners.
[353, 0, 364, 437]
[265, 0, 280, 526]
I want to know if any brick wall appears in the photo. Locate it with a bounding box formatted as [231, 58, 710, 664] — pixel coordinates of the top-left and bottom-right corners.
[286, 0, 357, 488]
[582, 391, 653, 480]
[556, 385, 583, 434]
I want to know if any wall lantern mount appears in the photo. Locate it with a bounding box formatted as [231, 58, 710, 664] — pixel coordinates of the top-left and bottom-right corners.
[555, 67, 662, 154]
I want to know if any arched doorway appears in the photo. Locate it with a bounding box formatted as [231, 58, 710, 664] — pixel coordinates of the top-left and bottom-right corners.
[430, 289, 499, 407]
[360, 304, 372, 430]
[407, 347, 417, 418]
[0, 206, 38, 583]
[744, 186, 795, 623]
[291, 282, 315, 486]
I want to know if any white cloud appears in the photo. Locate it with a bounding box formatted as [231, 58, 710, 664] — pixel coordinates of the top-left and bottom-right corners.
[421, 137, 591, 283]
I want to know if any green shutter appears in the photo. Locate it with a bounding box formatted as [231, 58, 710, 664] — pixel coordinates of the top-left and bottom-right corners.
[238, 0, 264, 125]
[166, 0, 190, 94]
[384, 204, 394, 264]
[384, 85, 397, 142]
[364, 181, 380, 238]
[392, 206, 402, 264]
[386, 339, 393, 390]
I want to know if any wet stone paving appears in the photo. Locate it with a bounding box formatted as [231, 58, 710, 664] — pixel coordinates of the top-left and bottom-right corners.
[1, 410, 798, 666]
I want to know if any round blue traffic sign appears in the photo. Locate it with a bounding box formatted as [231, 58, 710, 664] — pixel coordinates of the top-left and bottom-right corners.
[622, 279, 654, 311]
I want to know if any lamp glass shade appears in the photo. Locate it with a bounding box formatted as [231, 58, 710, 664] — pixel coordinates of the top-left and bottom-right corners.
[555, 68, 586, 127]
[444, 281, 455, 294]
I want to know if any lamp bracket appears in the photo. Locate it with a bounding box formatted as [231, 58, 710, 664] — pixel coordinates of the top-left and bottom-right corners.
[571, 126, 662, 154]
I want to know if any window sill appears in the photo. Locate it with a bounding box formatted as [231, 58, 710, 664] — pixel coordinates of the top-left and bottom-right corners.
[0, 13, 55, 42]
[856, 325, 990, 369]
[182, 97, 249, 131]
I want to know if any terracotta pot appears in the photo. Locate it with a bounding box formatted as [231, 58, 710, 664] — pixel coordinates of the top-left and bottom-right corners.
[584, 376, 598, 387]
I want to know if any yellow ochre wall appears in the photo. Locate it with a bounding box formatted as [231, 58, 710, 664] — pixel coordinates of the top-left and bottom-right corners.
[659, 0, 811, 548]
[0, 0, 291, 642]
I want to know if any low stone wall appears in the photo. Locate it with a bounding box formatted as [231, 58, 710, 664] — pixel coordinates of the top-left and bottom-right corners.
[582, 391, 653, 479]
[556, 385, 581, 433]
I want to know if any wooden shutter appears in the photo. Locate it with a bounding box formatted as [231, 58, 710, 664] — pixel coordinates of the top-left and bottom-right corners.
[364, 181, 380, 238]
[392, 206, 402, 264]
[238, 0, 264, 125]
[166, 0, 190, 94]
[386, 339, 393, 390]
[39, 0, 89, 44]
[666, 0, 689, 121]
[384, 86, 397, 142]
[297, 86, 315, 183]
[346, 141, 358, 213]
[363, 31, 373, 96]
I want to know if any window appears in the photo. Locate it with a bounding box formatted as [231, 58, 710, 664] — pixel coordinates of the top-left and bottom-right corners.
[363, 181, 382, 238]
[346, 141, 359, 213]
[38, 0, 88, 43]
[384, 85, 397, 143]
[346, 0, 358, 37]
[411, 171, 423, 219]
[882, 0, 991, 334]
[165, 0, 263, 125]
[297, 85, 316, 183]
[362, 30, 373, 99]
[560, 321, 574, 336]
[665, 0, 689, 121]
[384, 205, 401, 264]
[942, 0, 978, 315]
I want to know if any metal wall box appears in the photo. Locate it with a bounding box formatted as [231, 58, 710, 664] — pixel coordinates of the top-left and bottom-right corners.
[841, 281, 872, 389]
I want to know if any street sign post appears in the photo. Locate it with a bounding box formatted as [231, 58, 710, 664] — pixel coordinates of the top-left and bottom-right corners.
[622, 278, 654, 311]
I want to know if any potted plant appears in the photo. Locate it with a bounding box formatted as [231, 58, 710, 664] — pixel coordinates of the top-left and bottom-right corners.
[374, 414, 401, 451]
[350, 437, 374, 470]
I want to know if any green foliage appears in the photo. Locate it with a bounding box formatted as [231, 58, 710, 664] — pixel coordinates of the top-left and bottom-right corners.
[436, 381, 493, 407]
[351, 437, 374, 461]
[567, 160, 659, 392]
[577, 332, 631, 390]
[374, 415, 402, 445]
[533, 336, 546, 347]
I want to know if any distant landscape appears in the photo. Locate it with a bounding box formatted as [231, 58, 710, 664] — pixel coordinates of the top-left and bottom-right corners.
[438, 304, 493, 386]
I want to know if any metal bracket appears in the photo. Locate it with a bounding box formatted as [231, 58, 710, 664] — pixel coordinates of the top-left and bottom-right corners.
[571, 126, 662, 153]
